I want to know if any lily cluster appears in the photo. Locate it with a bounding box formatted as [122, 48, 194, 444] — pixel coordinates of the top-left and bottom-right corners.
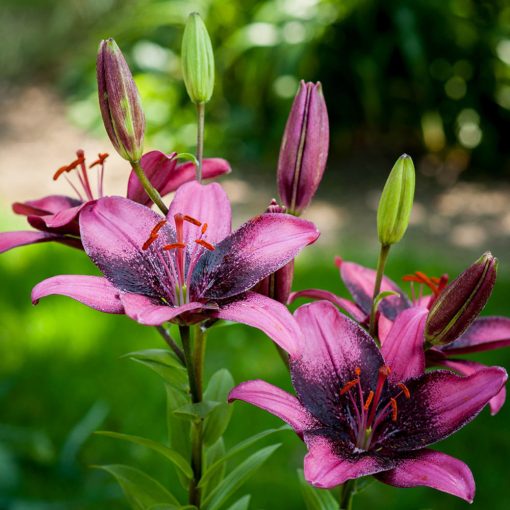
[1, 11, 509, 510]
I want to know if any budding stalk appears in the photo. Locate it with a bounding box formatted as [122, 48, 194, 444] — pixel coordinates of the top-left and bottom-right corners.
[97, 38, 145, 162]
[425, 252, 497, 346]
[377, 154, 415, 247]
[277, 81, 329, 216]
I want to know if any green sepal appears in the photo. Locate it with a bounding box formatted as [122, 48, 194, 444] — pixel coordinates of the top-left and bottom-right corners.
[297, 469, 339, 510]
[94, 464, 180, 509]
[95, 430, 193, 479]
[176, 152, 199, 168]
[202, 443, 281, 510]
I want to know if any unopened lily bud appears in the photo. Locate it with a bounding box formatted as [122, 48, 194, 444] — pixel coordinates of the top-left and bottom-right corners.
[277, 81, 329, 216]
[97, 38, 145, 162]
[254, 199, 295, 303]
[425, 252, 497, 346]
[377, 154, 415, 246]
[181, 12, 215, 104]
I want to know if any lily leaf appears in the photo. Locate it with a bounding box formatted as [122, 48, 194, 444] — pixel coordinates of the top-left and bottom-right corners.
[202, 443, 281, 510]
[226, 495, 251, 510]
[124, 349, 188, 391]
[174, 401, 221, 422]
[297, 469, 339, 510]
[199, 425, 290, 489]
[95, 431, 193, 479]
[95, 464, 180, 509]
[202, 438, 226, 498]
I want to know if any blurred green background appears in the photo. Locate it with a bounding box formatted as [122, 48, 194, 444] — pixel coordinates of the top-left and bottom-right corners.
[1, 0, 510, 509]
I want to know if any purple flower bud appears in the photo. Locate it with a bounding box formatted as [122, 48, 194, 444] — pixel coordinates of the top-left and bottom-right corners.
[254, 199, 295, 303]
[277, 81, 329, 216]
[97, 38, 145, 162]
[425, 252, 497, 346]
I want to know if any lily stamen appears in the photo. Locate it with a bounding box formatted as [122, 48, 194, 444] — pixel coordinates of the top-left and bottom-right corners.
[195, 239, 215, 251]
[163, 242, 187, 251]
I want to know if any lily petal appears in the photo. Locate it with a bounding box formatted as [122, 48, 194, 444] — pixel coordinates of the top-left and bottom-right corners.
[120, 293, 204, 326]
[291, 301, 383, 429]
[13, 195, 82, 216]
[303, 434, 393, 489]
[40, 204, 85, 229]
[338, 259, 410, 319]
[228, 379, 315, 437]
[441, 316, 510, 355]
[436, 358, 506, 416]
[212, 291, 303, 356]
[288, 288, 366, 321]
[386, 367, 507, 451]
[376, 449, 475, 503]
[32, 275, 123, 313]
[381, 307, 428, 382]
[192, 213, 319, 300]
[79, 196, 176, 298]
[0, 231, 63, 254]
[168, 181, 231, 246]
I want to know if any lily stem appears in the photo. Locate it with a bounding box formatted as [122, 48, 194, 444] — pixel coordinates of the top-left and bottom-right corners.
[180, 325, 205, 508]
[156, 326, 185, 365]
[368, 243, 391, 337]
[131, 159, 169, 215]
[339, 479, 357, 510]
[196, 102, 205, 182]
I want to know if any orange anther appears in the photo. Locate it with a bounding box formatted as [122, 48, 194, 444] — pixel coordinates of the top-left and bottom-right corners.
[89, 153, 109, 168]
[149, 219, 167, 237]
[195, 239, 215, 251]
[354, 367, 361, 376]
[163, 242, 186, 251]
[142, 235, 158, 251]
[363, 390, 374, 411]
[201, 223, 208, 234]
[397, 382, 411, 399]
[340, 378, 359, 395]
[53, 165, 71, 181]
[390, 398, 398, 421]
[379, 366, 391, 377]
[183, 215, 202, 226]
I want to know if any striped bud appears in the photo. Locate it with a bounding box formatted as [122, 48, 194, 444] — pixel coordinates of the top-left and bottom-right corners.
[377, 154, 415, 246]
[97, 38, 145, 162]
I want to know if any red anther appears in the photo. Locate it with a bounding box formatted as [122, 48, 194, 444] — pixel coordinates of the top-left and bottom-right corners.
[53, 165, 71, 181]
[163, 242, 186, 251]
[340, 378, 359, 395]
[183, 215, 202, 226]
[89, 153, 109, 168]
[195, 239, 215, 251]
[390, 398, 398, 421]
[201, 223, 208, 234]
[149, 219, 167, 237]
[354, 367, 361, 376]
[363, 390, 374, 411]
[397, 382, 411, 399]
[142, 235, 158, 251]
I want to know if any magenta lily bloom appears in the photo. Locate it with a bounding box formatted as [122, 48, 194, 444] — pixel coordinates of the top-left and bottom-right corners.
[290, 257, 510, 414]
[0, 149, 230, 254]
[229, 301, 507, 501]
[32, 181, 319, 348]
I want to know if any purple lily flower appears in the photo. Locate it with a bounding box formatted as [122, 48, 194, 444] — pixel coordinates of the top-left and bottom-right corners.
[229, 301, 507, 501]
[31, 181, 319, 349]
[289, 257, 510, 414]
[0, 149, 230, 254]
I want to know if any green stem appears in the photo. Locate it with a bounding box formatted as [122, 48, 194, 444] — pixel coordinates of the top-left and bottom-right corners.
[368, 244, 391, 337]
[156, 326, 186, 365]
[339, 479, 356, 510]
[131, 160, 169, 215]
[180, 325, 206, 508]
[196, 102, 205, 182]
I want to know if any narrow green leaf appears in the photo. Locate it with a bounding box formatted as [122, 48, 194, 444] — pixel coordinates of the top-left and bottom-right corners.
[226, 495, 251, 510]
[95, 431, 193, 479]
[204, 369, 235, 401]
[298, 469, 339, 510]
[95, 464, 180, 508]
[148, 506, 197, 510]
[125, 349, 188, 391]
[174, 400, 221, 422]
[202, 443, 281, 510]
[203, 438, 226, 498]
[199, 426, 290, 489]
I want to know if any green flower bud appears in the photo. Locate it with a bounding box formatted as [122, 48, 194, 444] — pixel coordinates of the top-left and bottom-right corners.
[377, 154, 415, 246]
[181, 12, 215, 104]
